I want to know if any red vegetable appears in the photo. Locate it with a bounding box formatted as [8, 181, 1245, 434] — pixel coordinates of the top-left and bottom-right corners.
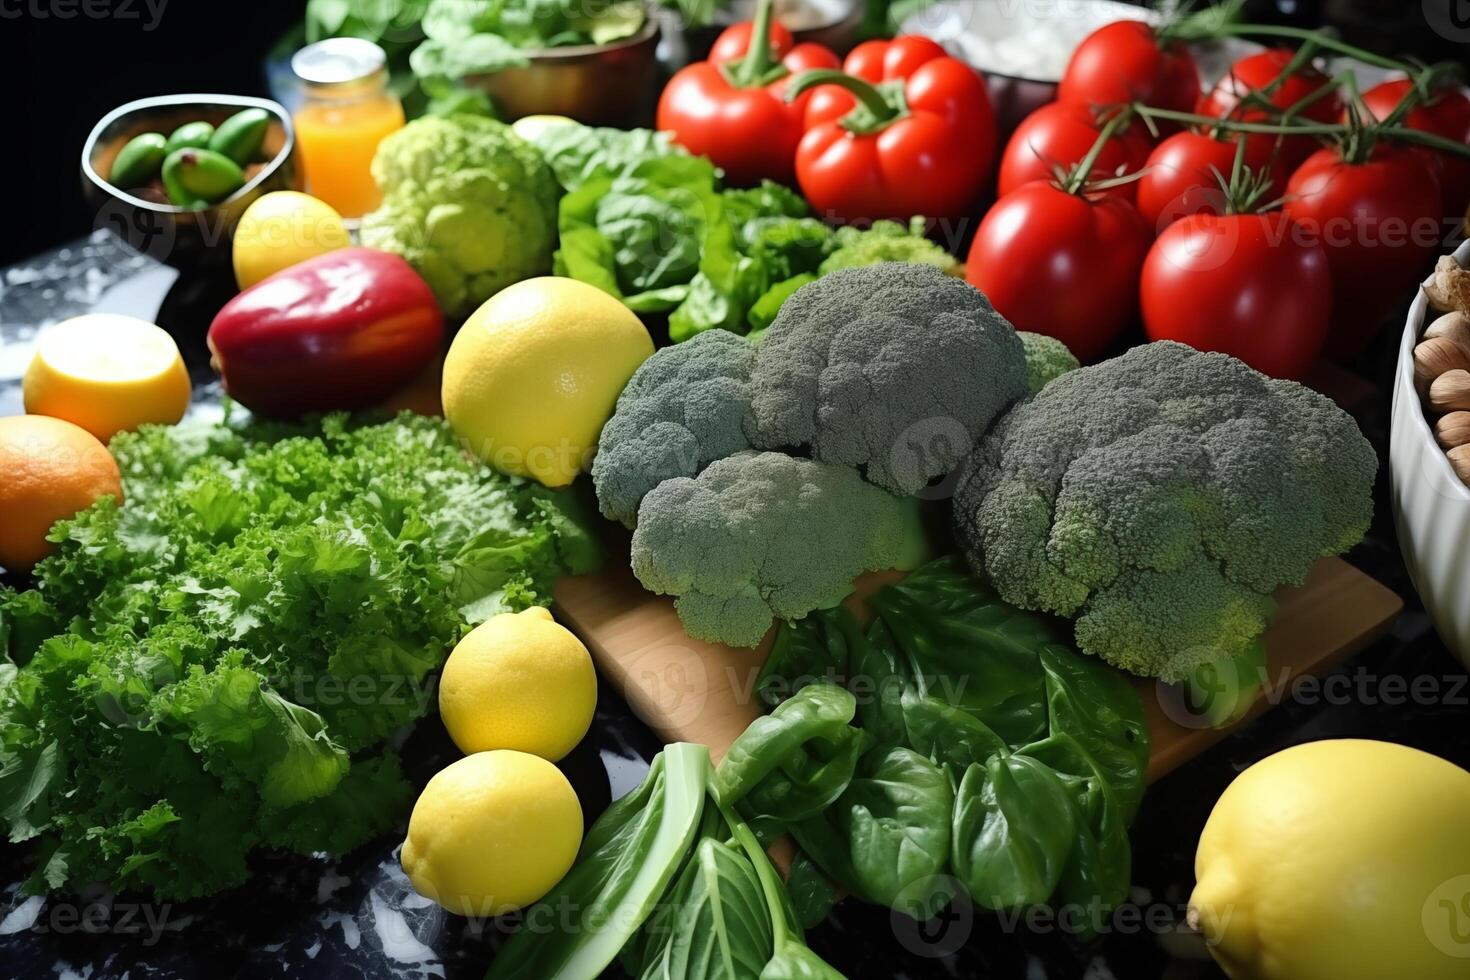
[1283, 143, 1443, 358]
[1058, 20, 1200, 119]
[1356, 77, 1470, 217]
[787, 35, 995, 223]
[1135, 129, 1285, 231]
[207, 247, 444, 418]
[997, 102, 1152, 202]
[656, 0, 839, 187]
[966, 181, 1152, 362]
[1141, 211, 1331, 379]
[1196, 48, 1341, 172]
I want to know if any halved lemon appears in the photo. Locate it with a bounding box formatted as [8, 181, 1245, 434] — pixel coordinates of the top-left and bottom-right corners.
[23, 314, 191, 445]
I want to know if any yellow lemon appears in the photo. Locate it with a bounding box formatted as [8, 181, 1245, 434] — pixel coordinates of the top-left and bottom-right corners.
[401, 750, 582, 917]
[439, 607, 597, 762]
[511, 114, 577, 143]
[442, 276, 652, 487]
[232, 190, 350, 289]
[23, 314, 191, 444]
[1191, 739, 1470, 980]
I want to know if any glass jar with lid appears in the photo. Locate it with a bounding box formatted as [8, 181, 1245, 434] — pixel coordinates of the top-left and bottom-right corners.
[290, 37, 405, 220]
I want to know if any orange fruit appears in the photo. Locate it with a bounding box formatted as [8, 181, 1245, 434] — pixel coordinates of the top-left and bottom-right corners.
[23, 314, 191, 445]
[0, 415, 123, 573]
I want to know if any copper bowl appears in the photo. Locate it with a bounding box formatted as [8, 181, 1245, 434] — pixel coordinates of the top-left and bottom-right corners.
[82, 94, 301, 270]
[462, 20, 661, 126]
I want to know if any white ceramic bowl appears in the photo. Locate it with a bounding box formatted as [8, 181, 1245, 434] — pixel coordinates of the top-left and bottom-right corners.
[1390, 239, 1470, 665]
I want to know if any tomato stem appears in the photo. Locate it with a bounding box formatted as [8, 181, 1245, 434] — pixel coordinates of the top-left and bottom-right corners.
[1180, 22, 1417, 75]
[1061, 107, 1134, 196]
[1135, 103, 1344, 136]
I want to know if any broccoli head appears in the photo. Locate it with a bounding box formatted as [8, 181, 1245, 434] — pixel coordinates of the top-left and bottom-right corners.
[592, 329, 757, 527]
[631, 451, 927, 648]
[361, 115, 558, 319]
[1018, 332, 1081, 394]
[748, 264, 1029, 496]
[818, 219, 962, 276]
[952, 341, 1377, 681]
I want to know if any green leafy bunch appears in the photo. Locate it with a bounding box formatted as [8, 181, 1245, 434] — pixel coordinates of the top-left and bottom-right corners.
[0, 412, 598, 899]
[717, 557, 1149, 925]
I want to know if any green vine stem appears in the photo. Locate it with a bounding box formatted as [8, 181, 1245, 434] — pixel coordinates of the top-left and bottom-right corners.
[727, 0, 783, 88]
[1062, 107, 1136, 196]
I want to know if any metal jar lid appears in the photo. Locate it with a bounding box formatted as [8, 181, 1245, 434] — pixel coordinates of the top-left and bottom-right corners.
[291, 37, 389, 90]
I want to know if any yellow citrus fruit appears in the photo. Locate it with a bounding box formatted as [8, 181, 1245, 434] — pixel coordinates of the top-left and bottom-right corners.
[511, 114, 577, 143]
[23, 314, 190, 445]
[1191, 739, 1470, 980]
[0, 415, 123, 573]
[401, 750, 582, 917]
[232, 190, 350, 290]
[441, 276, 653, 487]
[439, 607, 597, 762]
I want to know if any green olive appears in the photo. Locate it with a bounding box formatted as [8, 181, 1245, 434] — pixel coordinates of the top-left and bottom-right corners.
[161, 147, 244, 208]
[208, 109, 271, 166]
[110, 132, 167, 189]
[164, 120, 215, 156]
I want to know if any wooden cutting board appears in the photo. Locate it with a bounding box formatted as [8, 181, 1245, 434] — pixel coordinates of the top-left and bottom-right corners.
[553, 557, 1402, 781]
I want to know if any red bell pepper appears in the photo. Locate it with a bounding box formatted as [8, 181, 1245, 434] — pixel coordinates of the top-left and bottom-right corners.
[787, 36, 997, 223]
[208, 247, 443, 418]
[655, 0, 839, 187]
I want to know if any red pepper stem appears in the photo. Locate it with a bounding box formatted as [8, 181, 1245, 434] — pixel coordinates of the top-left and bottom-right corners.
[730, 0, 780, 87]
[784, 69, 897, 123]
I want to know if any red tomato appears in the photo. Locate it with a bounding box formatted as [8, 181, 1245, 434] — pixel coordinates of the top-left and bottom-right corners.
[1058, 20, 1200, 117]
[966, 181, 1153, 361]
[1134, 129, 1286, 232]
[1283, 143, 1444, 357]
[1356, 77, 1470, 217]
[997, 102, 1154, 202]
[1197, 48, 1341, 172]
[1140, 211, 1331, 379]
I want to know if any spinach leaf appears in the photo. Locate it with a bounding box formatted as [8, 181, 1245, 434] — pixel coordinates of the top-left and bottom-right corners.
[795, 746, 954, 920]
[523, 124, 685, 194]
[899, 686, 1007, 774]
[754, 616, 847, 710]
[950, 754, 1077, 912]
[487, 743, 710, 980]
[715, 684, 862, 823]
[785, 852, 837, 930]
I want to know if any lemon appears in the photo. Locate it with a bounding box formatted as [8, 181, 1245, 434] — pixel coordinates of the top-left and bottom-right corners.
[439, 607, 597, 762]
[232, 190, 350, 289]
[441, 276, 653, 487]
[401, 750, 582, 917]
[1191, 739, 1470, 980]
[23, 314, 191, 444]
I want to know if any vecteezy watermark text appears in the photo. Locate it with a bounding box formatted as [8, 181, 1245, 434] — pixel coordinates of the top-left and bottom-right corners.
[1, 0, 169, 31]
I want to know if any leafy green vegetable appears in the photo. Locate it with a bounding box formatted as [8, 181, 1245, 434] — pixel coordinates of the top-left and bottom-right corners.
[489, 743, 845, 980]
[522, 122, 687, 194]
[716, 557, 1149, 928]
[0, 413, 597, 899]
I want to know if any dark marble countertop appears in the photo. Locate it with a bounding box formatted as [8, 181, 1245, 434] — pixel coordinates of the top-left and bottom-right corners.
[0, 233, 1464, 980]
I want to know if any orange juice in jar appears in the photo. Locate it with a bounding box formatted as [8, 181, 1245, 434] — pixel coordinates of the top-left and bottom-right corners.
[290, 38, 405, 220]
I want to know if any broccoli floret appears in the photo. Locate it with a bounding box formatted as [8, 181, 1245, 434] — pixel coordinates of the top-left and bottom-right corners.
[592, 329, 757, 527]
[747, 264, 1029, 496]
[631, 451, 926, 647]
[361, 115, 558, 319]
[818, 219, 961, 276]
[1018, 332, 1080, 394]
[952, 341, 1377, 681]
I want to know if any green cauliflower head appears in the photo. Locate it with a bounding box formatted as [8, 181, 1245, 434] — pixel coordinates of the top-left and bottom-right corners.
[952, 341, 1377, 681]
[631, 451, 927, 648]
[360, 114, 558, 319]
[748, 264, 1029, 496]
[592, 329, 757, 528]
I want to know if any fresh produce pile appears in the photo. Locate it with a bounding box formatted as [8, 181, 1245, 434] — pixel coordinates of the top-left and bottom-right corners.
[9, 2, 1470, 979]
[0, 413, 597, 897]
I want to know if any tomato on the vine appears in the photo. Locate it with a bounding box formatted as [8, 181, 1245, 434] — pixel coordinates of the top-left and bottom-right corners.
[1197, 48, 1341, 172]
[1283, 142, 1443, 357]
[997, 102, 1153, 202]
[1356, 77, 1470, 217]
[1135, 129, 1286, 232]
[1058, 20, 1200, 118]
[1140, 211, 1331, 379]
[967, 181, 1153, 361]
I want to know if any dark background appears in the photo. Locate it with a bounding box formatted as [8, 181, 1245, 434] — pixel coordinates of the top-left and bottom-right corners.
[0, 0, 1466, 269]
